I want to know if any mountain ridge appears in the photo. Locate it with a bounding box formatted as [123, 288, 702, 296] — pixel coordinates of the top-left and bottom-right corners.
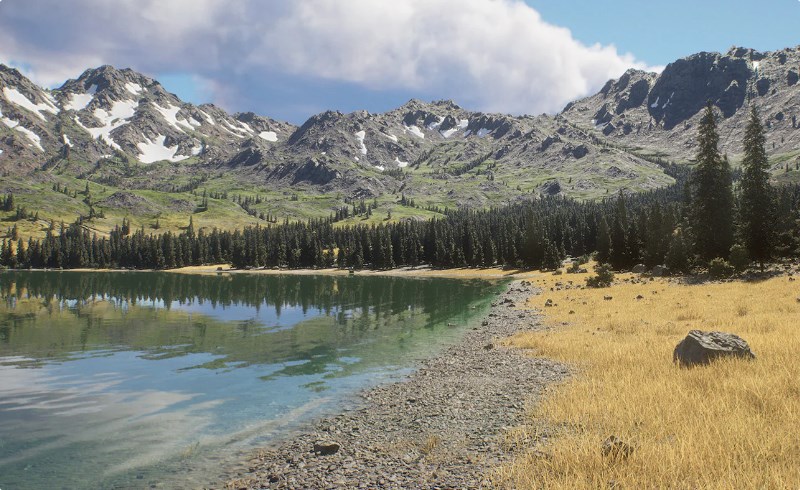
[1, 44, 798, 238]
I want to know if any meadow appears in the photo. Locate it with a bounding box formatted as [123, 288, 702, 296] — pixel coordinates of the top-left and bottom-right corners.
[497, 266, 800, 488]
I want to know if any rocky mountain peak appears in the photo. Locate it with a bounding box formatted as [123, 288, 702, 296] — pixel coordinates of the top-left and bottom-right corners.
[726, 46, 766, 61]
[59, 65, 160, 109]
[561, 45, 800, 161]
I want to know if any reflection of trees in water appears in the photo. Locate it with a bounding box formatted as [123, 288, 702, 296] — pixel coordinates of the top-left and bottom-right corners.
[0, 272, 503, 378]
[0, 272, 495, 324]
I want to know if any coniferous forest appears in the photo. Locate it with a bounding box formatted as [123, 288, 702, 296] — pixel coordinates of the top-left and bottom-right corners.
[1, 106, 798, 273]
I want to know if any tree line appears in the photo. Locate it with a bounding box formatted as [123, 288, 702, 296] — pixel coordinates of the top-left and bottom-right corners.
[0, 104, 798, 273]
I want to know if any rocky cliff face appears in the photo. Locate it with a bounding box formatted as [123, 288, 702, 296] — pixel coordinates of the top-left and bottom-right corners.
[561, 46, 800, 165]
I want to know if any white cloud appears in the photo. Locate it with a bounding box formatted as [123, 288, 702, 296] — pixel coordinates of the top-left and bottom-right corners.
[0, 0, 653, 116]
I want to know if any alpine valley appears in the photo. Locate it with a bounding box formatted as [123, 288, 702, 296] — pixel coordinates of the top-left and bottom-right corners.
[2, 45, 800, 238]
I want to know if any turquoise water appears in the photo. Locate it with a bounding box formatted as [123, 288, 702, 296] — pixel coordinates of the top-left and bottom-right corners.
[0, 271, 503, 489]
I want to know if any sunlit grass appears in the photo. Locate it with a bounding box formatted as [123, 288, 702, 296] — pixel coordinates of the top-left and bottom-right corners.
[496, 267, 800, 488]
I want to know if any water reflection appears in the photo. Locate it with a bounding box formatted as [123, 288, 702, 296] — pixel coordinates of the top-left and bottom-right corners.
[0, 271, 502, 489]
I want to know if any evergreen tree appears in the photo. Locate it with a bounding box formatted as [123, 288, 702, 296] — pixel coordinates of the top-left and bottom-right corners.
[595, 217, 612, 264]
[665, 226, 691, 273]
[690, 102, 734, 260]
[738, 107, 774, 269]
[609, 193, 629, 269]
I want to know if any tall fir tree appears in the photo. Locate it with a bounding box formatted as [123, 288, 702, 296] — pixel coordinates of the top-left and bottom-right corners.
[595, 216, 612, 264]
[738, 107, 774, 269]
[690, 102, 734, 261]
[609, 193, 629, 269]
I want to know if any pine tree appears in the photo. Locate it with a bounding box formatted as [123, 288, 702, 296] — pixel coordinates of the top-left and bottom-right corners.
[691, 102, 734, 261]
[595, 217, 612, 264]
[609, 193, 629, 269]
[665, 226, 691, 273]
[738, 107, 774, 269]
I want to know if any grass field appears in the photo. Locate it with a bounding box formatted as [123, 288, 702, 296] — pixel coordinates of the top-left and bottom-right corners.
[496, 266, 800, 488]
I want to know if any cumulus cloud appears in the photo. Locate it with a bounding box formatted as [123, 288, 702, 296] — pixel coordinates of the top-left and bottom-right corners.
[0, 0, 653, 118]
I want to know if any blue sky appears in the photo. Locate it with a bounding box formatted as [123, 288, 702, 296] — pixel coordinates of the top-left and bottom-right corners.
[524, 0, 800, 66]
[1, 0, 797, 124]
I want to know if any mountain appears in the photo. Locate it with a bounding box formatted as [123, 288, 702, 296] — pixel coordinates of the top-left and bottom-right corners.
[1, 45, 798, 238]
[560, 46, 800, 171]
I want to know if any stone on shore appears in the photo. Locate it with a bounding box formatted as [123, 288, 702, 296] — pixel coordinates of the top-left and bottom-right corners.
[313, 441, 341, 456]
[673, 330, 755, 367]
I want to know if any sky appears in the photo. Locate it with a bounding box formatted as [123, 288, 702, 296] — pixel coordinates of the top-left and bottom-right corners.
[0, 0, 797, 124]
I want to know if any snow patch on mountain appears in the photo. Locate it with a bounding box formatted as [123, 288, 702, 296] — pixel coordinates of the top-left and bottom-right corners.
[62, 134, 73, 147]
[222, 120, 247, 138]
[395, 157, 409, 168]
[154, 102, 194, 131]
[125, 82, 143, 95]
[238, 121, 255, 134]
[63, 85, 97, 111]
[199, 110, 215, 126]
[405, 125, 424, 139]
[441, 119, 469, 138]
[259, 131, 278, 142]
[14, 126, 43, 151]
[137, 135, 189, 164]
[3, 87, 58, 120]
[355, 130, 367, 155]
[0, 108, 44, 151]
[82, 99, 138, 149]
[383, 132, 398, 143]
[428, 116, 445, 130]
[440, 128, 457, 138]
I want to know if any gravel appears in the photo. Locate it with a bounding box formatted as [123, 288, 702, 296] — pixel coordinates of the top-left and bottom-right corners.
[220, 280, 568, 489]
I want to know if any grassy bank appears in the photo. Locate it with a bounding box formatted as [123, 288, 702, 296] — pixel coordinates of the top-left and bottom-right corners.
[498, 268, 800, 488]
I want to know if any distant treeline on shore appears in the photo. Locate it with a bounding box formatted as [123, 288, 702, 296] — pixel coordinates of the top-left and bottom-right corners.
[1, 106, 798, 273]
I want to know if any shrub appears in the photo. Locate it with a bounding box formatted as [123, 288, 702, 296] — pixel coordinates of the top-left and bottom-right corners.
[709, 257, 734, 279]
[728, 244, 749, 272]
[586, 263, 614, 288]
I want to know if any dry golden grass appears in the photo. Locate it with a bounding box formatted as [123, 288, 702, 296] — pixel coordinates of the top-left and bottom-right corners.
[497, 267, 800, 489]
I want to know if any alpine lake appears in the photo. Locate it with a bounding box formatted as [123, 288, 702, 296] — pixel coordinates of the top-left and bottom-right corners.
[0, 270, 504, 489]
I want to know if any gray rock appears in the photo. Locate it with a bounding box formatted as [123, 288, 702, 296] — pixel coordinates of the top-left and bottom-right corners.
[631, 263, 647, 273]
[540, 180, 561, 195]
[313, 441, 340, 456]
[651, 265, 668, 277]
[571, 144, 589, 159]
[673, 330, 756, 367]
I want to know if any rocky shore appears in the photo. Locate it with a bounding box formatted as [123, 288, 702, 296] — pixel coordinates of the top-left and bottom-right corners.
[222, 280, 568, 489]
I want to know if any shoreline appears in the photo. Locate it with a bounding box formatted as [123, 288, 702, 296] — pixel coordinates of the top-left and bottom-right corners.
[8, 265, 544, 280]
[219, 279, 568, 489]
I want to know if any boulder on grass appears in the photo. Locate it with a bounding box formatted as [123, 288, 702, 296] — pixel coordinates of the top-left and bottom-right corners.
[673, 330, 755, 367]
[631, 264, 647, 274]
[651, 265, 668, 277]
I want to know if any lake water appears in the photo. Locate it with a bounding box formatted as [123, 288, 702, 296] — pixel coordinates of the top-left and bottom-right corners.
[0, 271, 503, 489]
